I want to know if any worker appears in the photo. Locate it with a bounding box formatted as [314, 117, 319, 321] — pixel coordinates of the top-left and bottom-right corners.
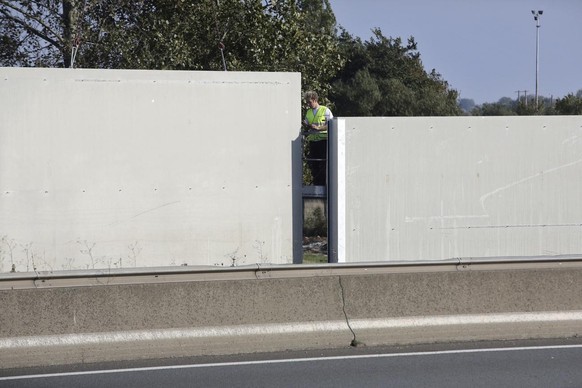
[303, 91, 333, 186]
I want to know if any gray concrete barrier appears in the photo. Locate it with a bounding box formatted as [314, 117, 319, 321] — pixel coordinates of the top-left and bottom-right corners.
[1, 258, 582, 369]
[342, 267, 582, 347]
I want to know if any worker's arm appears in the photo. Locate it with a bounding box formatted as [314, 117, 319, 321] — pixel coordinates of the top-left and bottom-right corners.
[310, 122, 327, 131]
[303, 119, 327, 131]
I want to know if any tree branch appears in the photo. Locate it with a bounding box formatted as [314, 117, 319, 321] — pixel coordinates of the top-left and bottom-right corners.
[0, 0, 62, 20]
[0, 9, 61, 49]
[0, 1, 64, 47]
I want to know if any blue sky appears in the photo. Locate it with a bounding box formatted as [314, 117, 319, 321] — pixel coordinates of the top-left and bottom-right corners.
[329, 0, 582, 104]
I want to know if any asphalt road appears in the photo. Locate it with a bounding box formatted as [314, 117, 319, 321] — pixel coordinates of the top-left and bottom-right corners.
[2, 339, 582, 388]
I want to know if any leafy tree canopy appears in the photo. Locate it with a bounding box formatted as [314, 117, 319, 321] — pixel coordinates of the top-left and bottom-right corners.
[0, 0, 343, 96]
[470, 92, 582, 116]
[2, 1, 468, 117]
[555, 93, 582, 115]
[329, 28, 460, 116]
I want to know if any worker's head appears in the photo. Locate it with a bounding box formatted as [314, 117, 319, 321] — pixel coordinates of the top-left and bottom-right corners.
[304, 91, 319, 108]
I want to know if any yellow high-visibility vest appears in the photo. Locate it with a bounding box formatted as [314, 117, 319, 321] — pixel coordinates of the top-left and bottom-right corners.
[305, 106, 328, 141]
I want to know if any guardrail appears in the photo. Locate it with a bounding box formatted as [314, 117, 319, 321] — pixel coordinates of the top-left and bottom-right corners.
[2, 256, 582, 369]
[3, 255, 582, 289]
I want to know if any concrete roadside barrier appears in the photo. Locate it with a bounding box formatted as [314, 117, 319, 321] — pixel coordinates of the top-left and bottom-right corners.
[1, 257, 582, 369]
[0, 268, 353, 369]
[341, 263, 582, 347]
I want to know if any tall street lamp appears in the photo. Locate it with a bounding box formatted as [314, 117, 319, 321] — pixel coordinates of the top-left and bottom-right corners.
[532, 10, 543, 108]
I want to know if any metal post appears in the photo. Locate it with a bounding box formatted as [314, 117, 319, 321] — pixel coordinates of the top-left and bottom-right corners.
[327, 119, 337, 263]
[532, 10, 543, 108]
[218, 42, 227, 71]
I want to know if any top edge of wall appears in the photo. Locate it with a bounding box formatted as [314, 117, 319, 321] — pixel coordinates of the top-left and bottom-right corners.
[0, 67, 301, 83]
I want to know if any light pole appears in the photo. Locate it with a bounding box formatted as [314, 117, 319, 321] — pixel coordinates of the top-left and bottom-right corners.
[532, 10, 543, 108]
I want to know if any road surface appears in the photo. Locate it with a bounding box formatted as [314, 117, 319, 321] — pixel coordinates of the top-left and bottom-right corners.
[2, 339, 582, 387]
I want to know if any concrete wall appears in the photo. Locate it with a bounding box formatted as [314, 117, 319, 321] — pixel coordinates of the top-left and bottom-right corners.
[329, 116, 582, 262]
[1, 259, 581, 368]
[0, 67, 303, 271]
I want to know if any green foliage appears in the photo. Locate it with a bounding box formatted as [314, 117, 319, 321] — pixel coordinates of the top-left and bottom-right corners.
[264, 0, 343, 99]
[470, 93, 582, 116]
[0, 0, 344, 98]
[2, 1, 470, 119]
[469, 88, 582, 116]
[0, 0, 144, 68]
[303, 252, 327, 263]
[472, 100, 517, 116]
[6, 1, 511, 121]
[0, 19, 23, 66]
[515, 100, 544, 116]
[304, 206, 326, 237]
[330, 29, 461, 117]
[302, 157, 314, 185]
[3, 1, 578, 119]
[331, 68, 382, 115]
[555, 93, 582, 115]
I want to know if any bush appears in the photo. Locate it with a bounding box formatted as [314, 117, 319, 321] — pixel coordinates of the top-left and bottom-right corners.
[304, 207, 327, 237]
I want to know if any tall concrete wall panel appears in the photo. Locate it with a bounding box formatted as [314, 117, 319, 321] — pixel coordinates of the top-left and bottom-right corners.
[332, 116, 582, 262]
[0, 68, 302, 271]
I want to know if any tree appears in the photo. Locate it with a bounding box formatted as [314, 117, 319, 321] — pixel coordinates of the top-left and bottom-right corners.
[555, 93, 582, 115]
[472, 102, 515, 116]
[330, 29, 460, 116]
[470, 95, 559, 116]
[0, 20, 22, 65]
[514, 100, 538, 116]
[0, 0, 343, 98]
[0, 0, 141, 68]
[247, 0, 343, 99]
[458, 98, 475, 114]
